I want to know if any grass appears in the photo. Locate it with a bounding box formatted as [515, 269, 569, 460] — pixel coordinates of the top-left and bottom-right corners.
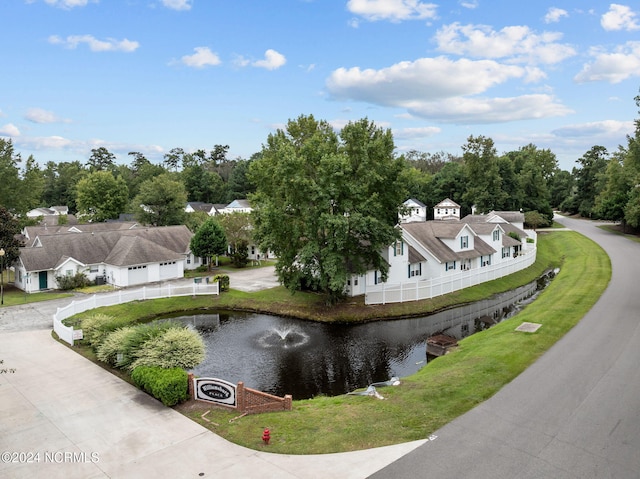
[174, 231, 610, 454]
[0, 283, 72, 307]
[59, 231, 611, 454]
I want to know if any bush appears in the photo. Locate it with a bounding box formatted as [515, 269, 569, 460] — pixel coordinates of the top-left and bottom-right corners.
[230, 240, 249, 268]
[131, 366, 189, 406]
[55, 272, 90, 290]
[95, 327, 137, 366]
[80, 313, 134, 348]
[213, 274, 230, 291]
[129, 326, 205, 371]
[118, 322, 176, 371]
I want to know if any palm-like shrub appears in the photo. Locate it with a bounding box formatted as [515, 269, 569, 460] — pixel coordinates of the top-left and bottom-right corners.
[130, 326, 205, 371]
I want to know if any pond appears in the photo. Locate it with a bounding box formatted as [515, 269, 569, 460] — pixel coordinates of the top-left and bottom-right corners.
[163, 271, 555, 400]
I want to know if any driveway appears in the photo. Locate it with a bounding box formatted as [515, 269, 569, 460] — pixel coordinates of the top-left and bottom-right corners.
[371, 217, 640, 478]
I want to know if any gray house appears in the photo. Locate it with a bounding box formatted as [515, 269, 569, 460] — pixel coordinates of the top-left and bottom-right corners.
[16, 225, 202, 292]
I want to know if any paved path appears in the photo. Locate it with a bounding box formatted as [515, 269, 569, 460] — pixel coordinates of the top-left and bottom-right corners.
[371, 217, 640, 478]
[0, 266, 425, 479]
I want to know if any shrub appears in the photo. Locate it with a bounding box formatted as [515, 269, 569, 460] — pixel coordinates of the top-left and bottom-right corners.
[55, 272, 90, 290]
[118, 322, 176, 371]
[131, 366, 189, 406]
[95, 327, 137, 366]
[130, 326, 205, 371]
[213, 274, 230, 291]
[80, 313, 134, 348]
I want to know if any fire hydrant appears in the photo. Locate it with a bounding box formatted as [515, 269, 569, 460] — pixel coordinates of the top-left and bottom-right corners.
[262, 428, 271, 445]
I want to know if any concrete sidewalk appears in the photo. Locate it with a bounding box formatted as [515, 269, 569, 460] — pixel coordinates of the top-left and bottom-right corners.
[0, 267, 425, 478]
[0, 330, 425, 479]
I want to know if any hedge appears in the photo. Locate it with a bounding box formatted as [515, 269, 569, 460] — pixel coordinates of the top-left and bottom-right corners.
[131, 366, 189, 406]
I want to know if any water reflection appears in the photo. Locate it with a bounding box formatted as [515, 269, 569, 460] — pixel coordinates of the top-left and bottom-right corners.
[167, 272, 554, 399]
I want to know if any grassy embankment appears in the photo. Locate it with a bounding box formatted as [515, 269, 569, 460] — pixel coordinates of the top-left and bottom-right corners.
[177, 231, 609, 454]
[63, 230, 610, 454]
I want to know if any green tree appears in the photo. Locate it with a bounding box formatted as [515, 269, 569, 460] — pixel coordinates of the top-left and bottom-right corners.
[134, 173, 187, 226]
[624, 92, 640, 227]
[430, 161, 467, 213]
[0, 206, 22, 270]
[217, 212, 252, 254]
[42, 161, 86, 213]
[0, 139, 22, 212]
[462, 135, 508, 213]
[249, 115, 406, 304]
[76, 171, 129, 222]
[19, 156, 45, 214]
[594, 150, 631, 224]
[190, 217, 227, 269]
[226, 158, 254, 201]
[86, 147, 116, 172]
[572, 146, 609, 218]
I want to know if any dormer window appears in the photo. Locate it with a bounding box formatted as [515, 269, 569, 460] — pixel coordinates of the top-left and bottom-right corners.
[460, 235, 469, 249]
[493, 230, 500, 241]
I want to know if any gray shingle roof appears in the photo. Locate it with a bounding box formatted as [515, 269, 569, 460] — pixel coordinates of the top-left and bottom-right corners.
[401, 221, 496, 263]
[20, 225, 191, 272]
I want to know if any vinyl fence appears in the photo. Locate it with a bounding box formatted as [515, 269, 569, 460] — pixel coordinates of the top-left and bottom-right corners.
[365, 248, 537, 305]
[54, 281, 219, 346]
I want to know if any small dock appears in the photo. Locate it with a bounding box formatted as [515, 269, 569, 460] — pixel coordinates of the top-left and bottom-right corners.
[426, 334, 458, 357]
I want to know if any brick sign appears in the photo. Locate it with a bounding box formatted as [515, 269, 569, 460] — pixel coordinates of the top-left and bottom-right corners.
[194, 378, 237, 407]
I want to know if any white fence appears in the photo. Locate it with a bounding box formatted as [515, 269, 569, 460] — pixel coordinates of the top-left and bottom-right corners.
[53, 281, 219, 346]
[365, 249, 537, 305]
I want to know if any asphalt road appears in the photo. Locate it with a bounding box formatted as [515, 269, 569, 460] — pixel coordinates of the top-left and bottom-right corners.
[371, 217, 640, 479]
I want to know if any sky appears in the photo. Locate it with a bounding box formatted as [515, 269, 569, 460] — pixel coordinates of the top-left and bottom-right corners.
[1, 1, 639, 172]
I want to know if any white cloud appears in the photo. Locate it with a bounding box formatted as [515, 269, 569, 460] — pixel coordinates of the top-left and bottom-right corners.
[544, 7, 569, 23]
[326, 57, 571, 123]
[459, 0, 478, 9]
[394, 126, 441, 139]
[252, 49, 286, 70]
[574, 41, 640, 83]
[552, 120, 634, 138]
[601, 4, 640, 31]
[435, 23, 576, 65]
[404, 95, 572, 123]
[161, 0, 192, 11]
[327, 57, 537, 104]
[0, 124, 20, 137]
[44, 0, 90, 8]
[181, 47, 222, 68]
[25, 108, 69, 124]
[48, 34, 139, 52]
[347, 0, 437, 22]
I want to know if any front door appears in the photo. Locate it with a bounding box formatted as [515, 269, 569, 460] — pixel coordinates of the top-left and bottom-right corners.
[39, 271, 48, 290]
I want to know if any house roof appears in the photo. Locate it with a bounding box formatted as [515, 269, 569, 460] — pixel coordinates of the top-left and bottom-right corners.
[404, 198, 426, 208]
[461, 213, 527, 239]
[434, 198, 460, 208]
[402, 221, 495, 263]
[19, 225, 191, 272]
[23, 221, 140, 243]
[491, 211, 525, 223]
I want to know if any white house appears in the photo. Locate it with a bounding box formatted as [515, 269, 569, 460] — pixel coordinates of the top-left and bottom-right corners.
[400, 198, 427, 223]
[345, 200, 536, 304]
[433, 198, 461, 221]
[15, 225, 205, 293]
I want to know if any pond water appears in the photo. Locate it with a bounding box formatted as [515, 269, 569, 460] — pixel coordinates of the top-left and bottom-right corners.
[163, 271, 555, 400]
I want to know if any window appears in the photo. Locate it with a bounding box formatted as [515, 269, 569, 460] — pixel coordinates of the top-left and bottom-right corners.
[493, 230, 500, 241]
[460, 235, 469, 249]
[65, 269, 73, 276]
[460, 259, 471, 271]
[394, 241, 403, 256]
[90, 265, 99, 273]
[502, 247, 511, 258]
[445, 261, 456, 271]
[408, 263, 422, 278]
[481, 255, 491, 267]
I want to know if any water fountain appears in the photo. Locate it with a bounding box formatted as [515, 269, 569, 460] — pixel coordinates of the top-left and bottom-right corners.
[257, 325, 310, 349]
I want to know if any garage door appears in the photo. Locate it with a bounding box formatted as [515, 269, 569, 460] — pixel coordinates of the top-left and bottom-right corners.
[127, 265, 148, 286]
[159, 261, 179, 280]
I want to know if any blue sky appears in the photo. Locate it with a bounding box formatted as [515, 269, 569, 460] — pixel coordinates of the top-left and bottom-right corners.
[1, 0, 639, 171]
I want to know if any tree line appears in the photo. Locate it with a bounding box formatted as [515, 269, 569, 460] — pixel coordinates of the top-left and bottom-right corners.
[1, 90, 640, 232]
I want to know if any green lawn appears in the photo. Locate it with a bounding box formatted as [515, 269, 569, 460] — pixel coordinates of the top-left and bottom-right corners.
[175, 231, 610, 454]
[58, 231, 611, 454]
